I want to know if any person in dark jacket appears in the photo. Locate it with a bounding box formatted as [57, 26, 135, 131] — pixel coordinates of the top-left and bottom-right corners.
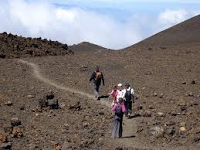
[89, 66, 104, 100]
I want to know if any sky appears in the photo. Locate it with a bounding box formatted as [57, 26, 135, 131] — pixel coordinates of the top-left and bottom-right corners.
[0, 0, 199, 49]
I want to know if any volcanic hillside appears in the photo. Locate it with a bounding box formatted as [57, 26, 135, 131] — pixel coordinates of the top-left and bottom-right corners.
[0, 32, 73, 59]
[118, 14, 200, 149]
[0, 15, 200, 150]
[69, 42, 108, 53]
[133, 14, 200, 46]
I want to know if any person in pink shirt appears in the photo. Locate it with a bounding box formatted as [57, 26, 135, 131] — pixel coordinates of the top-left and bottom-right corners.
[108, 85, 118, 106]
[111, 98, 126, 138]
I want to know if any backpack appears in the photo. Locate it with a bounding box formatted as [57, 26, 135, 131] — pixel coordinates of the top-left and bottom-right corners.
[115, 104, 123, 116]
[95, 71, 102, 81]
[125, 89, 132, 102]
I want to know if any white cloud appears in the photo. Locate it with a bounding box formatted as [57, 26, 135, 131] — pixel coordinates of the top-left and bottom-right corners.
[52, 0, 200, 4]
[157, 9, 200, 30]
[0, 0, 199, 49]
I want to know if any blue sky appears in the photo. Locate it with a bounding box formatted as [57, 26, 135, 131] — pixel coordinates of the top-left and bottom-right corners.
[0, 0, 199, 49]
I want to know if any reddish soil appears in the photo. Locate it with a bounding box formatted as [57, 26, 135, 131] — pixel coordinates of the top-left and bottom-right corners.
[0, 15, 200, 150]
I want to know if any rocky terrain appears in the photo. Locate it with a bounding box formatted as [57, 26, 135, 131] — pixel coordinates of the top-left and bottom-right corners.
[0, 32, 73, 59]
[0, 15, 200, 150]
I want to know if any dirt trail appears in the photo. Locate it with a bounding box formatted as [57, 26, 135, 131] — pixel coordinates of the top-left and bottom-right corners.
[17, 59, 156, 150]
[18, 59, 110, 108]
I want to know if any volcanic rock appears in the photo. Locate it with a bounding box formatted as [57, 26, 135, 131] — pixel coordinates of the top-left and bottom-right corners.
[0, 142, 12, 149]
[0, 133, 8, 143]
[10, 117, 21, 126]
[148, 126, 164, 137]
[48, 99, 59, 109]
[12, 127, 23, 138]
[4, 101, 12, 106]
[0, 32, 73, 59]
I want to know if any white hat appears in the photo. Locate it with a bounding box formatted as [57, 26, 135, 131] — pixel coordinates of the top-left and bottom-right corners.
[117, 83, 123, 87]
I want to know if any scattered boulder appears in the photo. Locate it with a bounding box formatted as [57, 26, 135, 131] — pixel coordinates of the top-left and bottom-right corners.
[12, 127, 23, 138]
[49, 140, 61, 149]
[164, 127, 176, 136]
[0, 142, 12, 149]
[153, 93, 157, 97]
[83, 122, 89, 129]
[4, 101, 12, 106]
[179, 126, 186, 132]
[188, 92, 194, 97]
[10, 117, 21, 126]
[69, 101, 81, 111]
[99, 111, 105, 116]
[142, 111, 152, 117]
[159, 94, 164, 98]
[155, 112, 165, 117]
[37, 98, 48, 111]
[63, 124, 69, 130]
[46, 91, 54, 100]
[48, 99, 59, 109]
[191, 80, 196, 84]
[27, 95, 34, 99]
[193, 135, 200, 142]
[148, 126, 164, 137]
[59, 102, 66, 109]
[0, 133, 8, 143]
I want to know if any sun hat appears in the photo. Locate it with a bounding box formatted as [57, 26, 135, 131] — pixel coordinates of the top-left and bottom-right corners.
[117, 83, 123, 87]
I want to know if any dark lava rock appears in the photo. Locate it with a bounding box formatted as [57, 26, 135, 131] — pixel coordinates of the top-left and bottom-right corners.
[37, 98, 48, 110]
[0, 32, 73, 59]
[193, 135, 200, 142]
[165, 127, 176, 136]
[69, 101, 81, 111]
[48, 99, 59, 109]
[191, 80, 196, 84]
[10, 117, 21, 126]
[0, 142, 12, 149]
[46, 91, 54, 100]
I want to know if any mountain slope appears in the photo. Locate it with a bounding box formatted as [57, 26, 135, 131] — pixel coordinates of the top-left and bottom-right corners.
[69, 42, 108, 53]
[133, 14, 200, 47]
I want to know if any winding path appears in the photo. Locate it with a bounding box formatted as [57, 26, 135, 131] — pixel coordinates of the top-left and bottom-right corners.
[18, 60, 111, 107]
[17, 59, 144, 149]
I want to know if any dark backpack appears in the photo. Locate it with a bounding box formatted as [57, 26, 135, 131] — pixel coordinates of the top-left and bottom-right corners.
[115, 104, 123, 116]
[125, 90, 132, 102]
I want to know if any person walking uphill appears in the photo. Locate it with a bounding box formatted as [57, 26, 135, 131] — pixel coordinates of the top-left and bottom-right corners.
[89, 66, 105, 100]
[112, 98, 126, 138]
[124, 83, 134, 118]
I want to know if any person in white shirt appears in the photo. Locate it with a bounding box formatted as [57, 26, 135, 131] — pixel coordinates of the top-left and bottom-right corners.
[124, 83, 135, 118]
[116, 83, 126, 102]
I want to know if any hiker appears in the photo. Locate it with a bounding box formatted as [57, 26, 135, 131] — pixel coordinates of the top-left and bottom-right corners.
[89, 66, 105, 100]
[112, 98, 126, 138]
[116, 83, 126, 102]
[124, 83, 134, 118]
[108, 85, 118, 106]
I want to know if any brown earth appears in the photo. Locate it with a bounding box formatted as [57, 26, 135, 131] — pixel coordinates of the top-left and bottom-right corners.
[0, 15, 200, 150]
